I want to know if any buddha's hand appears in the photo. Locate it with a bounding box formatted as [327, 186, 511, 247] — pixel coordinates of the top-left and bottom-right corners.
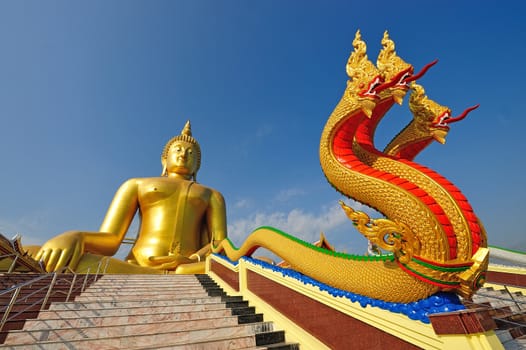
[148, 255, 195, 270]
[34, 231, 85, 272]
[188, 243, 212, 262]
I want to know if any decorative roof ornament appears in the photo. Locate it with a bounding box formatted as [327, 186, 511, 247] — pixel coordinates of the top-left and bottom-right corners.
[345, 30, 378, 90]
[342, 30, 386, 117]
[376, 31, 411, 82]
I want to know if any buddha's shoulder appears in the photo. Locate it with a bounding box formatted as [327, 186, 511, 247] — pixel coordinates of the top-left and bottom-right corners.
[119, 177, 221, 194]
[118, 176, 222, 196]
[118, 177, 168, 188]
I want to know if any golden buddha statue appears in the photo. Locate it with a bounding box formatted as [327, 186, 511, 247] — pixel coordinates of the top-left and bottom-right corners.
[33, 121, 227, 274]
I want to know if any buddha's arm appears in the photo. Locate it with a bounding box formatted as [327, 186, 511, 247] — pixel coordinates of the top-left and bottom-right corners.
[208, 190, 227, 246]
[35, 179, 139, 272]
[94, 178, 139, 254]
[188, 190, 226, 262]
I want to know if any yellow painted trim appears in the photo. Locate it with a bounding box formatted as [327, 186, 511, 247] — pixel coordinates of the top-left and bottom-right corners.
[484, 282, 526, 295]
[437, 333, 504, 350]
[488, 264, 526, 275]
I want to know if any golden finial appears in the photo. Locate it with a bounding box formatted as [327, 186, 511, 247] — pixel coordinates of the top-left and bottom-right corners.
[346, 30, 368, 79]
[181, 120, 192, 137]
[377, 30, 411, 82]
[345, 30, 379, 92]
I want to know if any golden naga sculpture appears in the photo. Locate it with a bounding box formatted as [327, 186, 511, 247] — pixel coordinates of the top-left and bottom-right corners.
[213, 30, 489, 303]
[33, 121, 227, 274]
[384, 83, 480, 159]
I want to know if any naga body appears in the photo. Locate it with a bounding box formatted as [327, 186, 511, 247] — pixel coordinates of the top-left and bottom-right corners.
[214, 31, 488, 303]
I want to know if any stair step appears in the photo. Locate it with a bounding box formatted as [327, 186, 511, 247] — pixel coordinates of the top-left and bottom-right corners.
[74, 292, 209, 301]
[257, 342, 300, 350]
[87, 283, 204, 289]
[87, 283, 200, 288]
[38, 302, 229, 319]
[238, 313, 264, 324]
[1, 273, 298, 349]
[49, 296, 223, 310]
[1, 334, 259, 349]
[231, 306, 257, 316]
[256, 330, 286, 346]
[5, 316, 261, 344]
[3, 322, 274, 348]
[21, 308, 234, 330]
[94, 276, 200, 283]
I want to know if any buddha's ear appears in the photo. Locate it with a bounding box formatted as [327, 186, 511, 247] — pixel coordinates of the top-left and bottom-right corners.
[161, 159, 167, 176]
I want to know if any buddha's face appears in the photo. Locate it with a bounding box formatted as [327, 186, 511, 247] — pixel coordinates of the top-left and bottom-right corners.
[165, 141, 198, 177]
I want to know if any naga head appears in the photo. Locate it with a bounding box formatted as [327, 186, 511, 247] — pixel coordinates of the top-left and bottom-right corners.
[377, 31, 437, 105]
[346, 30, 394, 117]
[409, 84, 479, 144]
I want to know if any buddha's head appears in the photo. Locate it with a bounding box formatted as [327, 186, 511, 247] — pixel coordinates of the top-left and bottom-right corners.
[161, 121, 202, 180]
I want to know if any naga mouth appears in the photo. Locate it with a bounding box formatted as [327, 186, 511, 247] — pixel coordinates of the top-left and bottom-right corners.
[434, 104, 479, 128]
[359, 74, 398, 99]
[436, 111, 453, 127]
[382, 61, 438, 105]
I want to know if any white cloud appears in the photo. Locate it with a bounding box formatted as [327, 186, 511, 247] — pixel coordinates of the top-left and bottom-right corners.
[274, 188, 306, 202]
[233, 198, 252, 209]
[227, 200, 374, 247]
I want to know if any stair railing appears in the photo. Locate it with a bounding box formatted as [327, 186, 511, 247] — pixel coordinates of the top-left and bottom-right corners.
[503, 285, 524, 311]
[0, 253, 19, 274]
[472, 289, 526, 311]
[463, 288, 526, 342]
[0, 257, 109, 332]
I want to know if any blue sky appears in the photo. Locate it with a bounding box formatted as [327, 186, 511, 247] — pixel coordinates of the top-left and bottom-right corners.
[0, 1, 524, 260]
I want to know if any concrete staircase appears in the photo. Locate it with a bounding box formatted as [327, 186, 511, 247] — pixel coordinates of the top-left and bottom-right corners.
[467, 286, 526, 350]
[0, 274, 298, 349]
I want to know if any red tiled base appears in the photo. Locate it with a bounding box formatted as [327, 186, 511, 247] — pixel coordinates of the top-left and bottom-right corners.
[246, 270, 420, 349]
[429, 309, 496, 335]
[486, 271, 526, 287]
[210, 260, 239, 291]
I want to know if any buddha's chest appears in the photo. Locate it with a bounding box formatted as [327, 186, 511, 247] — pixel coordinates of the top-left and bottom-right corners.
[137, 179, 210, 210]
